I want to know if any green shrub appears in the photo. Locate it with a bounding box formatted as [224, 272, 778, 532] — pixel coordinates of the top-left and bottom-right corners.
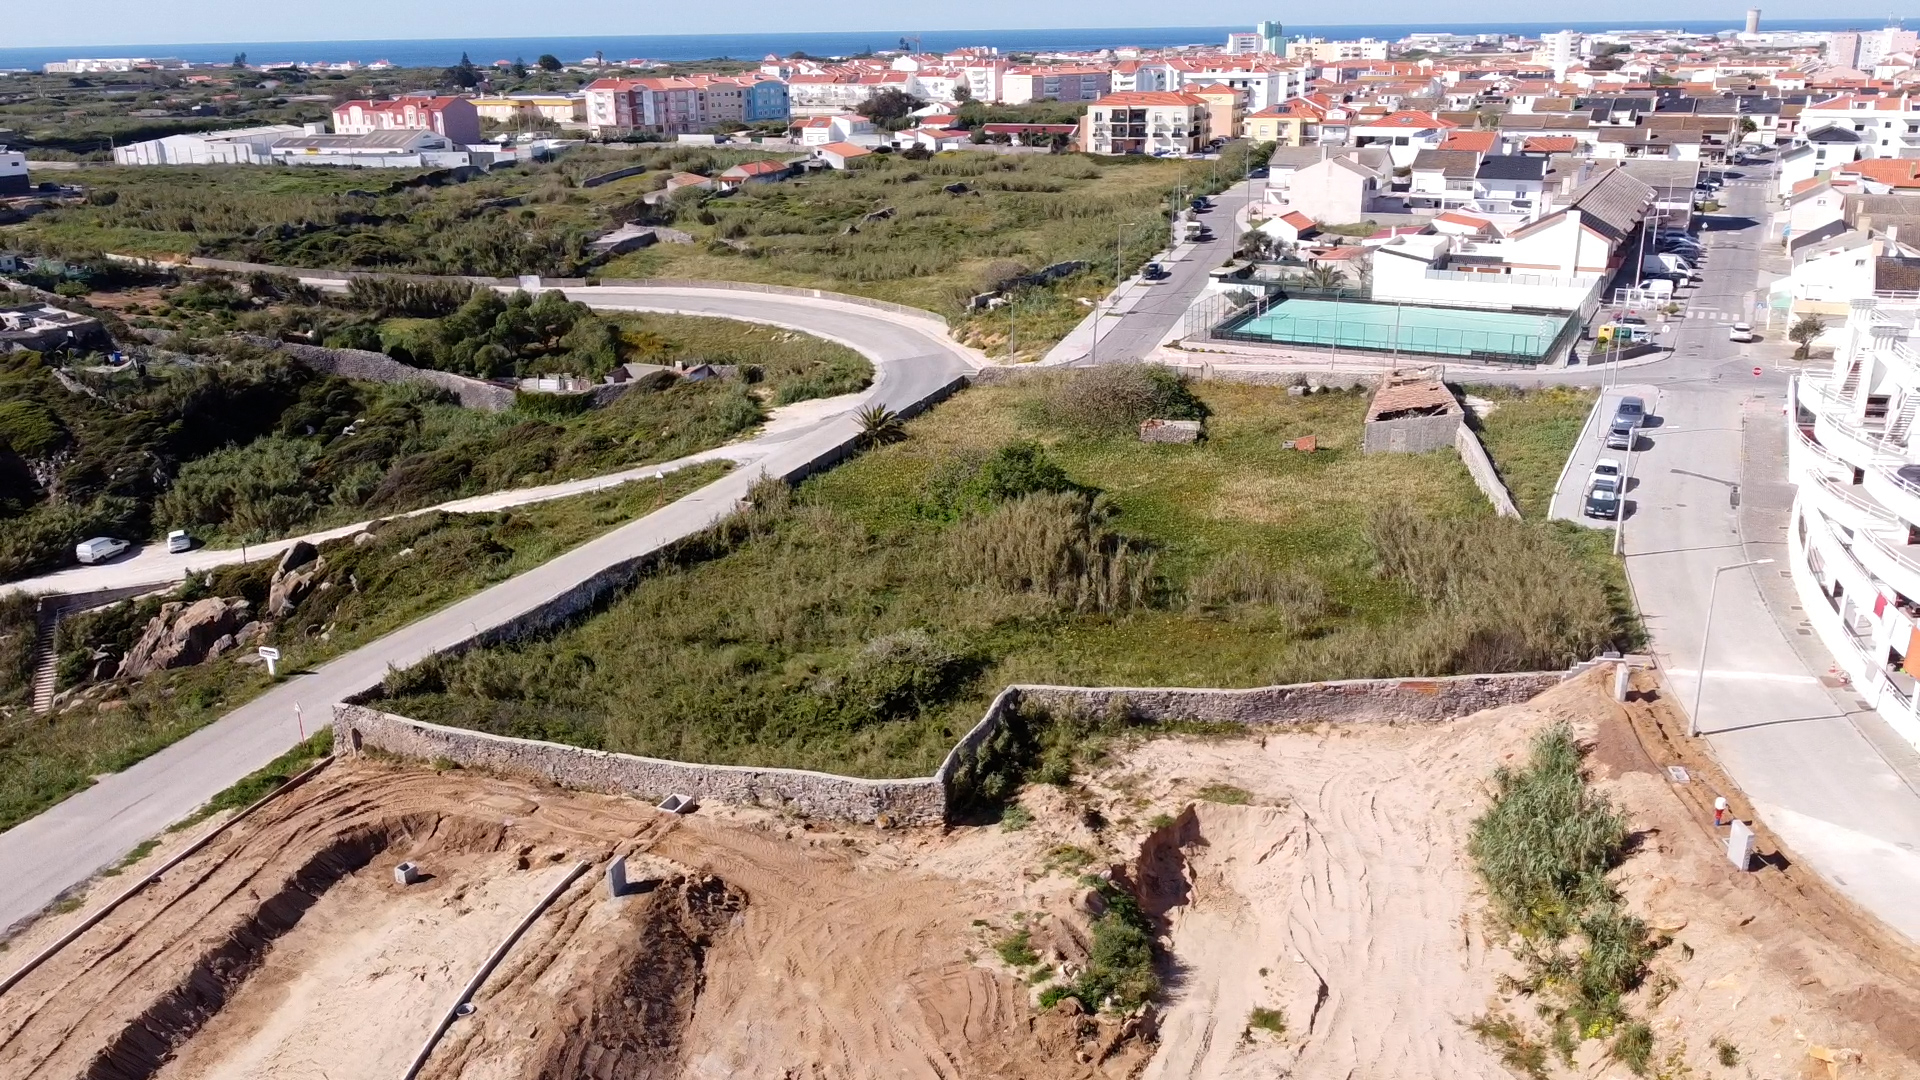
[1246, 1006, 1286, 1036]
[1196, 783, 1251, 805]
[1613, 1021, 1654, 1075]
[921, 440, 1077, 520]
[1469, 723, 1629, 940]
[995, 928, 1040, 967]
[944, 491, 1157, 615]
[1186, 549, 1327, 630]
[1043, 363, 1209, 435]
[1062, 877, 1159, 1011]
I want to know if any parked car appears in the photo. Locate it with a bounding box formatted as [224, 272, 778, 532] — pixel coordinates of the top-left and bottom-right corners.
[1584, 478, 1621, 519]
[1605, 421, 1636, 451]
[166, 529, 193, 553]
[1728, 322, 1758, 343]
[1612, 395, 1649, 428]
[1190, 196, 1212, 211]
[1589, 457, 1624, 487]
[75, 537, 129, 564]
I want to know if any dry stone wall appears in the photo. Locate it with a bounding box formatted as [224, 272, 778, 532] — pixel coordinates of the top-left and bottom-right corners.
[237, 336, 516, 411]
[345, 670, 1571, 826]
[333, 704, 948, 825]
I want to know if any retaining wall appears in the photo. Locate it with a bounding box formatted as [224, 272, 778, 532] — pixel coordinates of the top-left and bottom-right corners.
[238, 336, 516, 411]
[343, 669, 1574, 826]
[1453, 424, 1523, 518]
[333, 704, 949, 825]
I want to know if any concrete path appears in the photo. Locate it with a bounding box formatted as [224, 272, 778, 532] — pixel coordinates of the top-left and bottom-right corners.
[0, 285, 978, 935]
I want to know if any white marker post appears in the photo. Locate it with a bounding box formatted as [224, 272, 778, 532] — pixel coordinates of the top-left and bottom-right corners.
[258, 645, 281, 678]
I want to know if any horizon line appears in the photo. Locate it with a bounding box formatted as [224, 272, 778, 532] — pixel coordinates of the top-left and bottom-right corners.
[2, 16, 1897, 55]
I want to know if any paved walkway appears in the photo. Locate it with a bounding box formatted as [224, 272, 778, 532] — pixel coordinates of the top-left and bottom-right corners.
[0, 285, 978, 935]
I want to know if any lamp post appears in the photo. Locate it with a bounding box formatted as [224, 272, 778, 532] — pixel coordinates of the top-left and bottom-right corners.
[1689, 558, 1775, 737]
[1093, 222, 1135, 365]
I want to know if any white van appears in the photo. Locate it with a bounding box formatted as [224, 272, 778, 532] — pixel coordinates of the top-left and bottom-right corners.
[75, 537, 129, 564]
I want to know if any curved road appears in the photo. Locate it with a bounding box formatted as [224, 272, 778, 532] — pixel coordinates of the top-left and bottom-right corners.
[0, 285, 977, 935]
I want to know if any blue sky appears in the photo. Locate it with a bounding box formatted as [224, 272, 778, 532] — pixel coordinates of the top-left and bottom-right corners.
[2, 1, 1887, 48]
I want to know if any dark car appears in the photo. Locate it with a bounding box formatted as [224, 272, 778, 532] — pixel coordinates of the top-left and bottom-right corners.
[1584, 478, 1621, 519]
[1190, 196, 1212, 211]
[1142, 262, 1168, 280]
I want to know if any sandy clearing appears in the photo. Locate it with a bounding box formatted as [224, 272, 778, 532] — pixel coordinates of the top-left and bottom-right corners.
[5, 672, 1919, 1080]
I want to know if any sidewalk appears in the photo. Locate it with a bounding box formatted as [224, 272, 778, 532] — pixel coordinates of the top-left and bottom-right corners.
[1038, 239, 1193, 367]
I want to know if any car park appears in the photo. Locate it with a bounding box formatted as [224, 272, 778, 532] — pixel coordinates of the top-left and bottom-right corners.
[1612, 396, 1648, 428]
[75, 537, 129, 564]
[1728, 322, 1757, 343]
[1605, 421, 1636, 451]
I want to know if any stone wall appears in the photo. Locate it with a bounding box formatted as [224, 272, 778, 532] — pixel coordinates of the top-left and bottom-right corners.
[1453, 424, 1522, 518]
[346, 669, 1571, 826]
[238, 336, 516, 411]
[1362, 412, 1460, 454]
[333, 704, 948, 825]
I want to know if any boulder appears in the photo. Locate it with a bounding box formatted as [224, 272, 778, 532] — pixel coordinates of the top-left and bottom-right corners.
[276, 540, 319, 576]
[206, 634, 237, 660]
[268, 570, 315, 618]
[120, 597, 254, 677]
[235, 621, 269, 647]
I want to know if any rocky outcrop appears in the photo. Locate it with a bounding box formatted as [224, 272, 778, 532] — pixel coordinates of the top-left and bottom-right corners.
[120, 597, 254, 677]
[269, 543, 324, 618]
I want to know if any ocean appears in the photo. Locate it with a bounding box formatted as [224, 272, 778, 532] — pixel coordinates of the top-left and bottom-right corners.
[0, 19, 1889, 71]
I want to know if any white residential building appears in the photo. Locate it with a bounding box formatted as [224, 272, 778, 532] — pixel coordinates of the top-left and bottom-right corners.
[1083, 92, 1211, 156]
[1786, 287, 1920, 751]
[1797, 95, 1920, 160]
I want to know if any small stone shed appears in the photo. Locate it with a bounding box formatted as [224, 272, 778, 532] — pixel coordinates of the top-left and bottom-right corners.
[1362, 371, 1463, 454]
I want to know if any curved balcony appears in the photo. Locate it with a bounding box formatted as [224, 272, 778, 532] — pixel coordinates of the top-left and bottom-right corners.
[1864, 463, 1920, 530]
[1814, 407, 1893, 472]
[1808, 474, 1899, 533]
[1852, 521, 1920, 605]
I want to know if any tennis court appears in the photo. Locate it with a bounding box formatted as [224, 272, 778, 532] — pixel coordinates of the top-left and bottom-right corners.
[1228, 297, 1575, 361]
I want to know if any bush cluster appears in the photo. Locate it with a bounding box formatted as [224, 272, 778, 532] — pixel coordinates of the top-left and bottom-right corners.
[1468, 723, 1659, 1075]
[1041, 363, 1209, 436]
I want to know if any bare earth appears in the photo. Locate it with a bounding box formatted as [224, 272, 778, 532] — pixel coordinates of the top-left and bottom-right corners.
[1, 673, 1917, 1079]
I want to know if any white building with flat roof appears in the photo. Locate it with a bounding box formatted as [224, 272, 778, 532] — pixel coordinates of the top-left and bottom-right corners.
[112, 125, 308, 166]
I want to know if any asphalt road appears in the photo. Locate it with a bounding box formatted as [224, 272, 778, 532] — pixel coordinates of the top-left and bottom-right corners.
[1043, 174, 1266, 366]
[1535, 168, 1920, 942]
[0, 285, 977, 935]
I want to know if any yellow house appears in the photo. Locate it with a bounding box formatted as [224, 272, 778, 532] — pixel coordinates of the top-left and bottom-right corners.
[1189, 83, 1244, 146]
[1243, 98, 1329, 146]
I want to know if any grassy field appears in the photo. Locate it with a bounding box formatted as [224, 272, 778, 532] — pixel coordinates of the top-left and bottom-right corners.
[8, 143, 1266, 355]
[381, 373, 1634, 780]
[0, 464, 726, 833]
[1470, 386, 1600, 519]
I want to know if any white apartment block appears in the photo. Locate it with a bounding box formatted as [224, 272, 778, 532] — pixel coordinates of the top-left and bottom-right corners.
[1285, 38, 1391, 63]
[1787, 290, 1920, 751]
[1084, 92, 1211, 156]
[1798, 95, 1920, 160]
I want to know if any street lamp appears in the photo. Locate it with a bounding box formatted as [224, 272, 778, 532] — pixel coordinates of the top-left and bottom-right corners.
[1688, 558, 1775, 737]
[1092, 222, 1135, 365]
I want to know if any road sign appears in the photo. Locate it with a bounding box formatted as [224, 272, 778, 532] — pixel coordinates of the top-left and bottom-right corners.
[1753, 366, 1762, 377]
[258, 645, 281, 676]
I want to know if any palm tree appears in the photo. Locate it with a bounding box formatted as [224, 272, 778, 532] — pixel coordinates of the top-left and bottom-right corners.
[1300, 263, 1346, 291]
[856, 404, 906, 448]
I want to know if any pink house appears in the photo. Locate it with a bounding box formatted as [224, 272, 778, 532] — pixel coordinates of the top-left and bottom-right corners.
[331, 97, 481, 145]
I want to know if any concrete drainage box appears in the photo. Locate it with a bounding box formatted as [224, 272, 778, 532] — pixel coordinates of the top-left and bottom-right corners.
[657, 793, 698, 814]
